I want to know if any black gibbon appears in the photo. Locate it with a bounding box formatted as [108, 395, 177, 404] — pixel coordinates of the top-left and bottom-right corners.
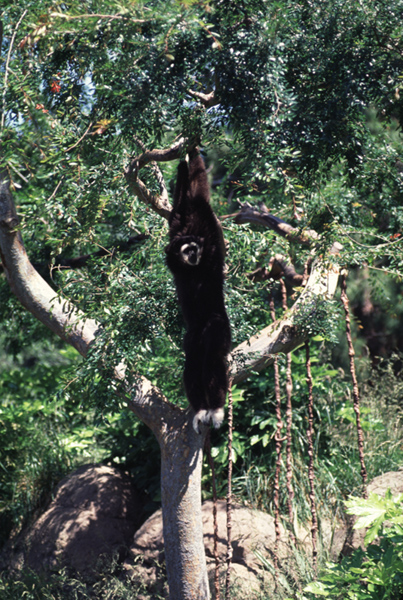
[165, 151, 231, 432]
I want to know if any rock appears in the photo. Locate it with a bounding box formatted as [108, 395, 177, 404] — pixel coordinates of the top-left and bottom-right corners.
[368, 470, 403, 496]
[124, 499, 312, 599]
[2, 464, 142, 576]
[334, 470, 403, 557]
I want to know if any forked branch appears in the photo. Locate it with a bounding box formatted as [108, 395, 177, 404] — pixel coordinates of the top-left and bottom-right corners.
[230, 202, 342, 381]
[124, 137, 191, 219]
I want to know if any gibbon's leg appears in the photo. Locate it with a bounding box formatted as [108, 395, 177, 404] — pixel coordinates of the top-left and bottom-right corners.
[203, 355, 228, 429]
[200, 316, 231, 430]
[183, 330, 209, 432]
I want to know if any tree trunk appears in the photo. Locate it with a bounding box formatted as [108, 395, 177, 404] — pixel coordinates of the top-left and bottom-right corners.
[158, 412, 210, 600]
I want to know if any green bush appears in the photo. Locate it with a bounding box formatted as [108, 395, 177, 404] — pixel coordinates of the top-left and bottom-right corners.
[303, 491, 403, 600]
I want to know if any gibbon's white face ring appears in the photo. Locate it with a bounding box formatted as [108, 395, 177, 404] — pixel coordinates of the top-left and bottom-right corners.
[180, 242, 202, 266]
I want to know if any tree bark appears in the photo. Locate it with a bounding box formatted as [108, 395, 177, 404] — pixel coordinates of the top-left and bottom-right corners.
[158, 412, 210, 600]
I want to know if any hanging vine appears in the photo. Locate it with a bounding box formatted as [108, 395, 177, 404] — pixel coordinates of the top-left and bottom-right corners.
[205, 433, 221, 600]
[305, 341, 318, 573]
[281, 279, 296, 546]
[340, 273, 368, 497]
[270, 291, 284, 576]
[225, 378, 234, 600]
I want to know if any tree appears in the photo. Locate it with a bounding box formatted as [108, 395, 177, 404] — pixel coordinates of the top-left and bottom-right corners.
[1, 1, 403, 598]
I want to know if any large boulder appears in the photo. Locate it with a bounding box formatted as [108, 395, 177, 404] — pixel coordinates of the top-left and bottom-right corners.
[124, 499, 316, 599]
[2, 464, 142, 576]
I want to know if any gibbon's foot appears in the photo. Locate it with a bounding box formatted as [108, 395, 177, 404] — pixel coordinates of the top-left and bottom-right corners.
[193, 407, 225, 433]
[193, 409, 208, 433]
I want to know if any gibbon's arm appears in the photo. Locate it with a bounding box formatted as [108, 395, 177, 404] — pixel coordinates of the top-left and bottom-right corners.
[188, 152, 211, 205]
[171, 160, 190, 219]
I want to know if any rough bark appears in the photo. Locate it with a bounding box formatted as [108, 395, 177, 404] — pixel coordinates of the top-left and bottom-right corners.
[158, 411, 210, 600]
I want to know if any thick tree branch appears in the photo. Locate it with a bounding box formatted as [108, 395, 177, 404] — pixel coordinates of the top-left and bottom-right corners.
[0, 169, 98, 355]
[124, 139, 186, 219]
[227, 202, 342, 381]
[124, 137, 201, 219]
[127, 137, 188, 173]
[125, 173, 172, 220]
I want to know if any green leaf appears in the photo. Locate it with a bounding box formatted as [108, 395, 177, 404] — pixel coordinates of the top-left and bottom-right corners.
[304, 581, 331, 596]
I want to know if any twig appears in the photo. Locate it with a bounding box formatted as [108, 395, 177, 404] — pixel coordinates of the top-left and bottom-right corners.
[50, 12, 145, 22]
[45, 176, 65, 204]
[225, 378, 234, 600]
[340, 273, 368, 497]
[64, 122, 93, 152]
[305, 341, 318, 573]
[1, 10, 28, 130]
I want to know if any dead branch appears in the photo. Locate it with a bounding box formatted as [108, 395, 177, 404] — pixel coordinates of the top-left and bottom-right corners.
[231, 254, 341, 383]
[235, 203, 343, 255]
[248, 254, 304, 287]
[188, 89, 219, 108]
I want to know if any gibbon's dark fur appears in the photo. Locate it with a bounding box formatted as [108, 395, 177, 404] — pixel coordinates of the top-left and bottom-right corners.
[165, 151, 231, 432]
